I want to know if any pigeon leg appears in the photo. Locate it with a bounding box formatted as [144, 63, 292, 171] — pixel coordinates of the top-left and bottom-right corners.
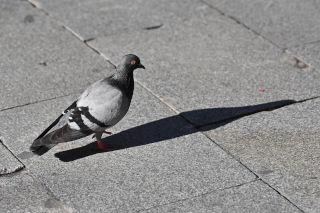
[92, 130, 112, 139]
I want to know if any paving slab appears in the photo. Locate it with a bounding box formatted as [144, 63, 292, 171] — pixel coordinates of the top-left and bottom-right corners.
[0, 142, 24, 175]
[0, 171, 71, 213]
[201, 98, 320, 212]
[203, 0, 320, 48]
[290, 42, 320, 71]
[0, 0, 112, 110]
[0, 84, 255, 212]
[31, 0, 213, 40]
[88, 12, 320, 126]
[143, 180, 301, 213]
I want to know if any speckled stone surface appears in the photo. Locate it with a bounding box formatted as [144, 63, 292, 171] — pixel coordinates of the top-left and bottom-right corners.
[1, 0, 319, 212]
[0, 142, 24, 175]
[202, 99, 320, 212]
[143, 180, 301, 213]
[0, 0, 112, 110]
[203, 0, 320, 48]
[0, 85, 255, 212]
[88, 12, 320, 126]
[31, 0, 214, 40]
[0, 171, 71, 213]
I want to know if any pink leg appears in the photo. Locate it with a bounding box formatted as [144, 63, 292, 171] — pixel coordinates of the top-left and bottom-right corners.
[92, 131, 112, 139]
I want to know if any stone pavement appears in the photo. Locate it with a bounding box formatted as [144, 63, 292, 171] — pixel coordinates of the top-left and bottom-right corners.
[0, 0, 319, 212]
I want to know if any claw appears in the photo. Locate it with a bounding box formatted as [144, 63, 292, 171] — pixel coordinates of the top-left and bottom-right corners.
[104, 131, 112, 135]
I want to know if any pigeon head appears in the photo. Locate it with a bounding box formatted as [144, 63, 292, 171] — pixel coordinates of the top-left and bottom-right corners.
[117, 54, 145, 72]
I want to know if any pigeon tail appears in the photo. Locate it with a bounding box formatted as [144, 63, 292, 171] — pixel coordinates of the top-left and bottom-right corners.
[30, 143, 56, 156]
[30, 124, 92, 156]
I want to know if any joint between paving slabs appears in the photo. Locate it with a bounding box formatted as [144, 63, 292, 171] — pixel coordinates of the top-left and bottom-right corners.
[200, 0, 316, 72]
[22, 0, 318, 131]
[258, 178, 305, 212]
[24, 0, 163, 69]
[134, 81, 310, 212]
[0, 93, 75, 112]
[202, 131, 306, 212]
[25, 0, 87, 42]
[137, 178, 260, 212]
[24, 0, 315, 81]
[289, 39, 320, 49]
[0, 139, 26, 175]
[16, 1, 315, 210]
[200, 0, 282, 50]
[36, 38, 306, 213]
[195, 95, 320, 174]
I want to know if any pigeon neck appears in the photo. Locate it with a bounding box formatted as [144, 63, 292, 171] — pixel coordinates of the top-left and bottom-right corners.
[112, 67, 134, 99]
[113, 67, 133, 83]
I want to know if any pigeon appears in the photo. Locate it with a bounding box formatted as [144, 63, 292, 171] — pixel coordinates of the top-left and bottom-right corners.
[30, 54, 145, 155]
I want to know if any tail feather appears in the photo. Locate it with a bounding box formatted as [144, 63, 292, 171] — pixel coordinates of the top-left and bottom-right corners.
[30, 101, 83, 156]
[30, 134, 58, 156]
[30, 143, 56, 156]
[30, 125, 92, 156]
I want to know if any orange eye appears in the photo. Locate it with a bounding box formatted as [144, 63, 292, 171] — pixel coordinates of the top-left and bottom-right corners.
[131, 60, 136, 65]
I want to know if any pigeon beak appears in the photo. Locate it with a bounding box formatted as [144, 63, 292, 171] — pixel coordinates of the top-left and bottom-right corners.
[138, 63, 145, 69]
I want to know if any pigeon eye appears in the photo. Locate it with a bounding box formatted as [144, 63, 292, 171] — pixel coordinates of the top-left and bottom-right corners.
[131, 60, 136, 65]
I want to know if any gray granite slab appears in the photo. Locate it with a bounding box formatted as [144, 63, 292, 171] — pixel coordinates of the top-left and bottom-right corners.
[290, 42, 320, 71]
[203, 0, 320, 48]
[0, 0, 112, 110]
[202, 98, 320, 212]
[143, 180, 301, 213]
[0, 142, 24, 175]
[31, 0, 213, 40]
[0, 171, 71, 213]
[88, 12, 320, 126]
[0, 84, 255, 212]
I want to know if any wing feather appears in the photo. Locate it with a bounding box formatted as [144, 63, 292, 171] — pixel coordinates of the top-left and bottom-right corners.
[35, 101, 77, 140]
[30, 101, 94, 155]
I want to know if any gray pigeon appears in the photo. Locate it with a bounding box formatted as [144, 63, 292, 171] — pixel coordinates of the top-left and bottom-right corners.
[30, 54, 145, 155]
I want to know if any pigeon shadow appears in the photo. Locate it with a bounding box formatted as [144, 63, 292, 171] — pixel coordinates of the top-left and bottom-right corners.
[55, 99, 295, 162]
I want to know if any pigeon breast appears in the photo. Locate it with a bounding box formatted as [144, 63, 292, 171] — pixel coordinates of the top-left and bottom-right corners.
[76, 80, 131, 131]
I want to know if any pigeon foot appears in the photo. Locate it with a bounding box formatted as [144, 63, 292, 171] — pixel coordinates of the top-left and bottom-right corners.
[97, 141, 112, 151]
